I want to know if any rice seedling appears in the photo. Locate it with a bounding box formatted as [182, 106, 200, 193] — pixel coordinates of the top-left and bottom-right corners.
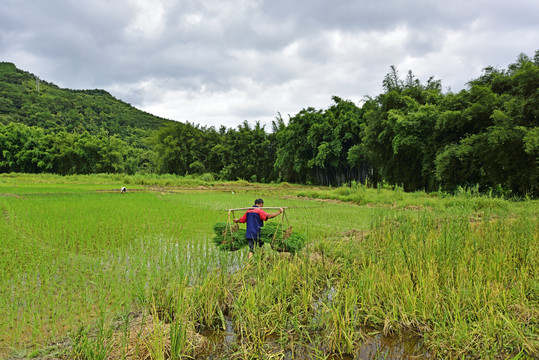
[71, 312, 113, 360]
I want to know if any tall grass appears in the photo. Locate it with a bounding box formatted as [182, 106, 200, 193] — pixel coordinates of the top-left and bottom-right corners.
[316, 212, 538, 357]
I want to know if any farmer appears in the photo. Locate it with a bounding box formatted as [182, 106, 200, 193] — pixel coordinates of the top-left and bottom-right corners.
[234, 199, 283, 259]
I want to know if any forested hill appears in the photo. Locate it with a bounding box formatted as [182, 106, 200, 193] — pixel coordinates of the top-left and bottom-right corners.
[0, 62, 174, 143]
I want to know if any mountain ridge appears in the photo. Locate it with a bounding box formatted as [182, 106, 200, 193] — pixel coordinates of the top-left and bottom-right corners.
[0, 61, 175, 144]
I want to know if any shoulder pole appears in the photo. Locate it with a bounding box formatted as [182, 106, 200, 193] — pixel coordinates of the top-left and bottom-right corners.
[226, 207, 288, 211]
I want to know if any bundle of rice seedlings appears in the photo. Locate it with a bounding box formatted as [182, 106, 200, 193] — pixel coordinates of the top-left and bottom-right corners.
[212, 221, 306, 253]
[270, 232, 306, 253]
[280, 232, 306, 253]
[261, 223, 306, 253]
[212, 222, 247, 251]
[259, 223, 281, 240]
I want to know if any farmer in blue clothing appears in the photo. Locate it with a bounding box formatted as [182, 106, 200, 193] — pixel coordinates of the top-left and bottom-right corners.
[234, 199, 283, 258]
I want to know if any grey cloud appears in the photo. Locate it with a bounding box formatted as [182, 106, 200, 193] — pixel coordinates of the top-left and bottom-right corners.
[1, 0, 538, 127]
[258, 0, 480, 34]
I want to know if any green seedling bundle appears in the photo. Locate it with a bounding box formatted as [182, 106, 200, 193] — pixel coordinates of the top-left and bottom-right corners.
[212, 222, 247, 251]
[261, 223, 306, 253]
[212, 222, 306, 253]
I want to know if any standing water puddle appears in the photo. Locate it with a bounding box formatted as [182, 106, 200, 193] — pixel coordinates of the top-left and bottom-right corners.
[198, 317, 431, 359]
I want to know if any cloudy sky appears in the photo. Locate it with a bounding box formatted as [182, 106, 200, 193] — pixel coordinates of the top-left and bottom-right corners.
[1, 0, 538, 129]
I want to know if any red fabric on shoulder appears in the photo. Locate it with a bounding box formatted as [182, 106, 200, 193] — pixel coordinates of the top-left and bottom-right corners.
[238, 206, 269, 223]
[251, 207, 269, 221]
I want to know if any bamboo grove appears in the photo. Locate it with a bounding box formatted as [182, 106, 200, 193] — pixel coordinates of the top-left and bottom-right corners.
[1, 51, 537, 195]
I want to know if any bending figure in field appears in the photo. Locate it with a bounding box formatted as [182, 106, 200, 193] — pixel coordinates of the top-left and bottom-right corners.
[234, 198, 283, 259]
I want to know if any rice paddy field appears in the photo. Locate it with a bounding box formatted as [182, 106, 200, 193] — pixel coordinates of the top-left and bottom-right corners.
[0, 173, 537, 359]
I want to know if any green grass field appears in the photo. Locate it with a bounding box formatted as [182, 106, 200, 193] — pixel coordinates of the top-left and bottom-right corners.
[0, 174, 537, 359]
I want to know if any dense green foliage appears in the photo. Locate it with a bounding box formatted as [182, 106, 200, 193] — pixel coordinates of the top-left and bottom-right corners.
[1, 51, 537, 195]
[0, 122, 153, 174]
[0, 62, 170, 174]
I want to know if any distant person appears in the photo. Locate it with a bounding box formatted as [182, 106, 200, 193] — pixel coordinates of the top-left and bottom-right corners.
[234, 199, 283, 259]
[121, 187, 127, 194]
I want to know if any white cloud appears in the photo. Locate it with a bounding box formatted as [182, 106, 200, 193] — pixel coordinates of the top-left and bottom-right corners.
[125, 0, 168, 40]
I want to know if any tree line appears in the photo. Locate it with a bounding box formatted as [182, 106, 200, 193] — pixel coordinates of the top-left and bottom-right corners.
[0, 51, 537, 195]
